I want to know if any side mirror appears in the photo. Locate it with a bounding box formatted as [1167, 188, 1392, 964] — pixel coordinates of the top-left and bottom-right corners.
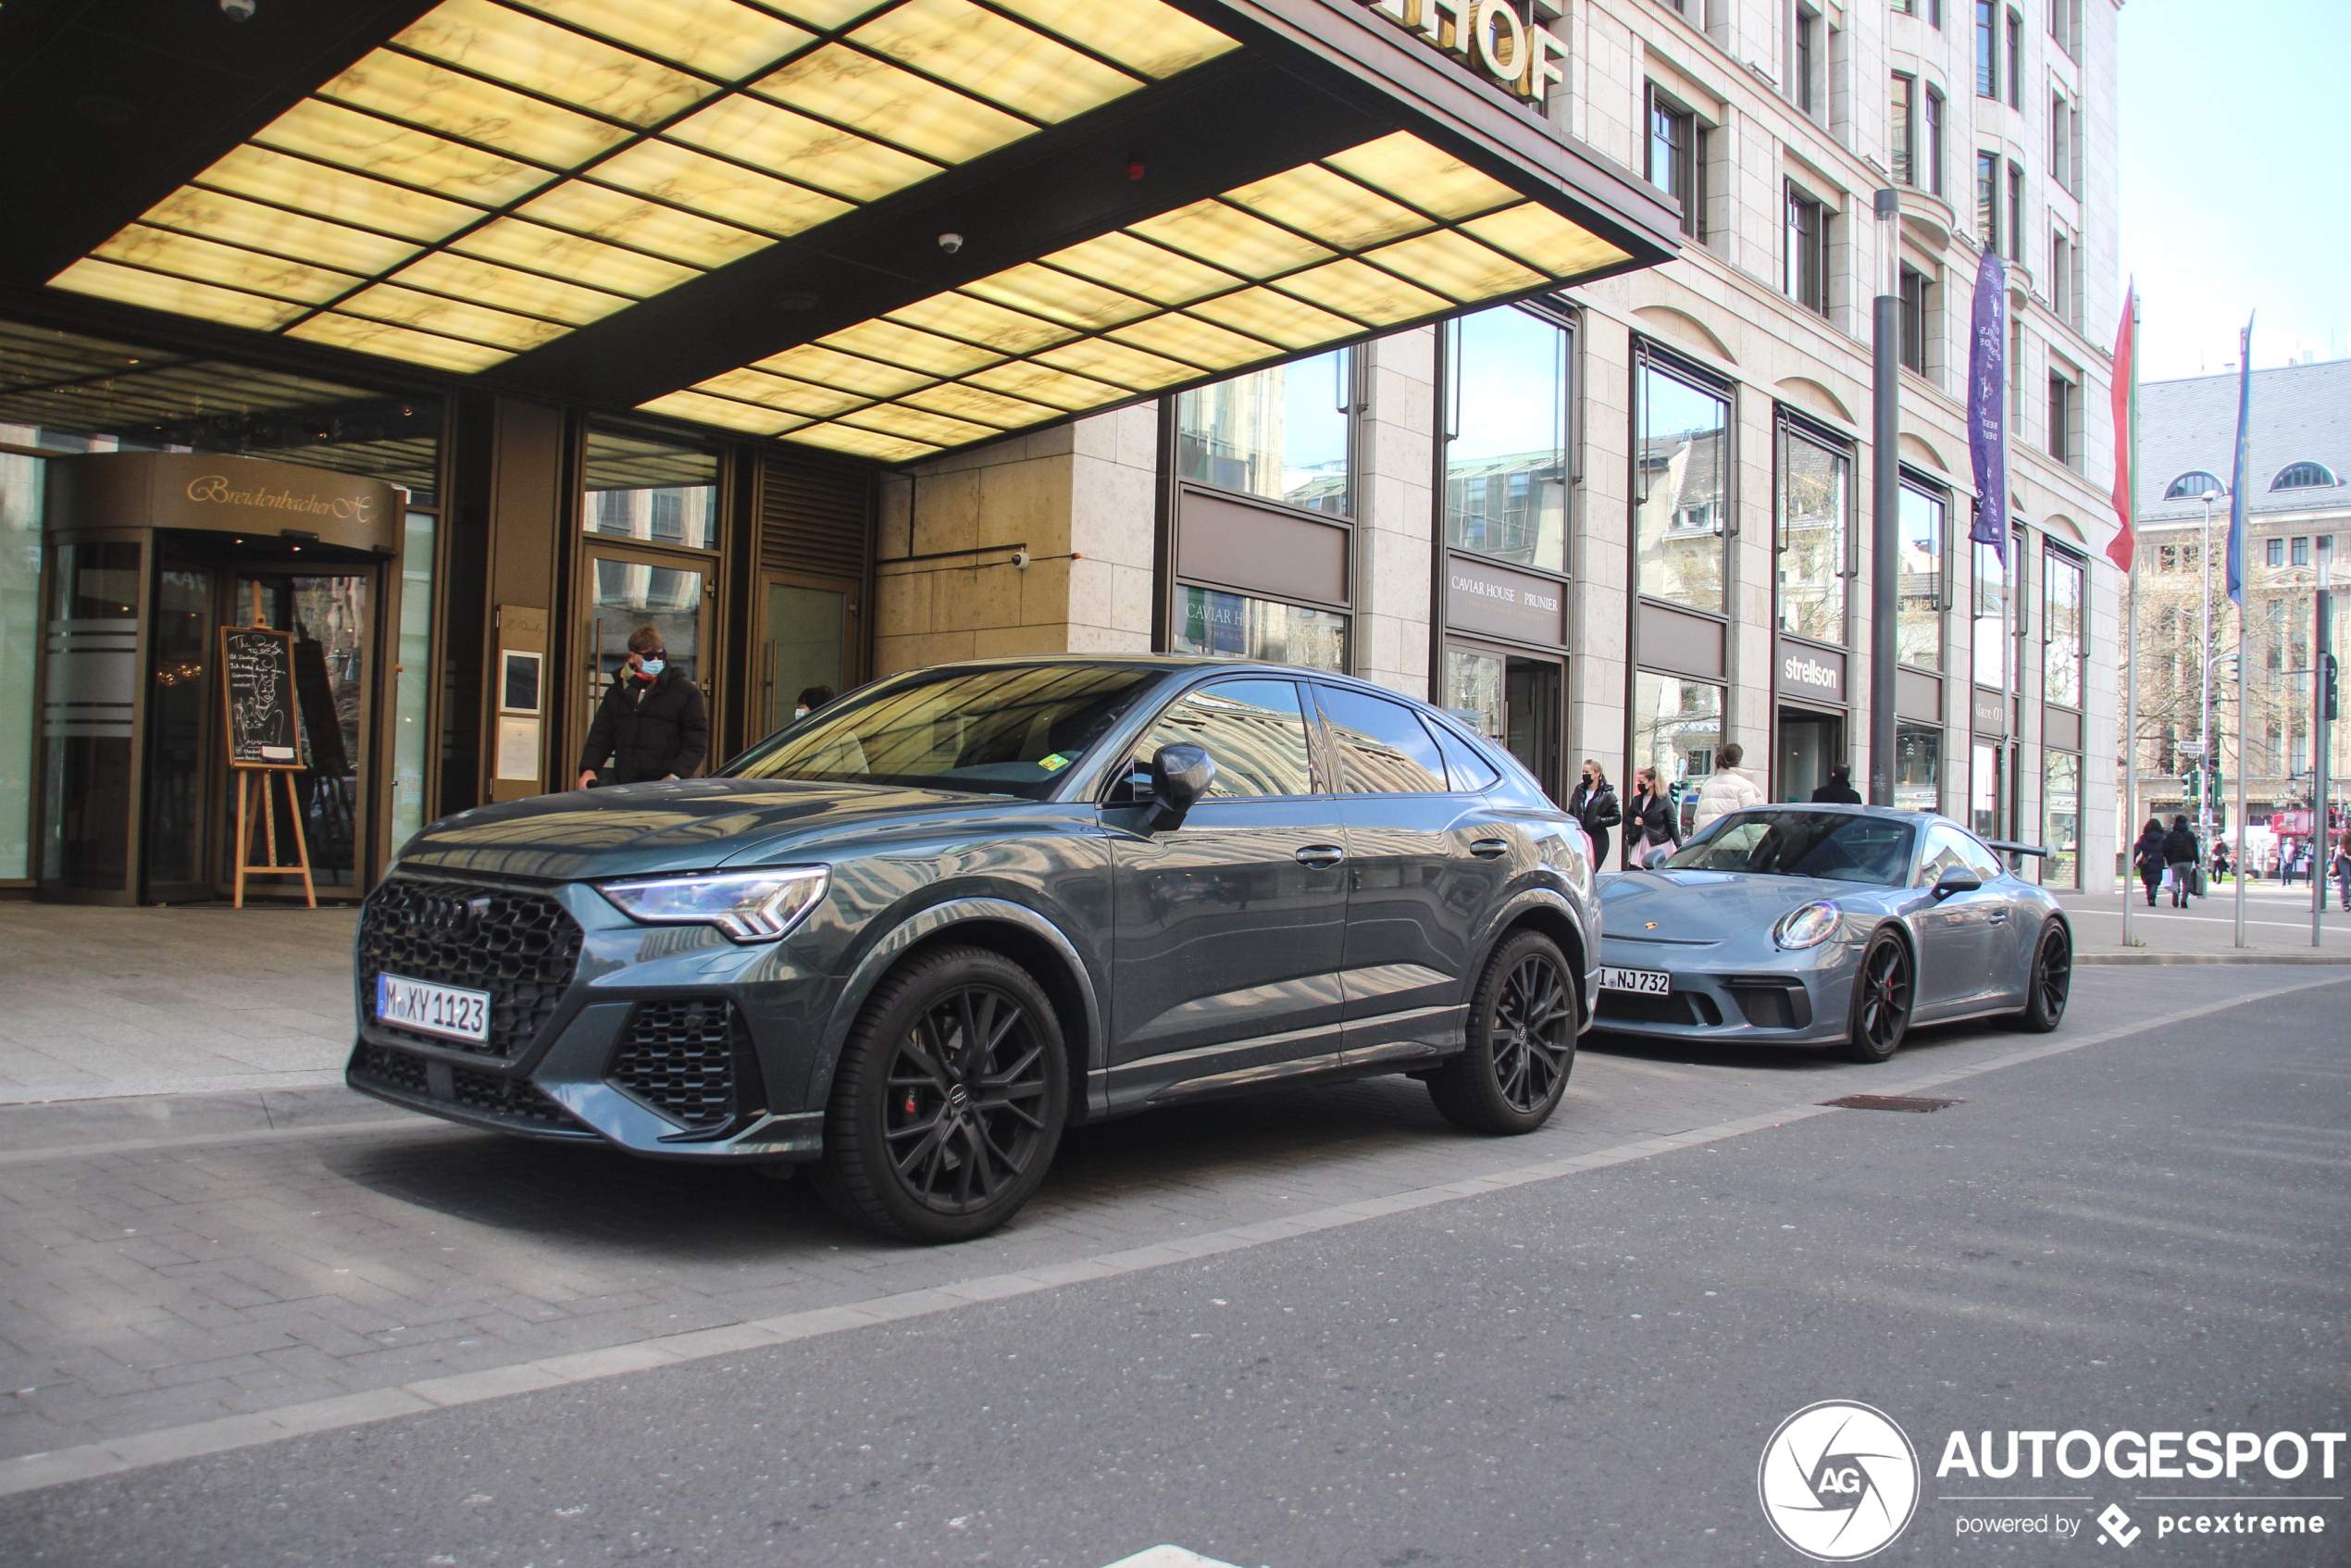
[1145, 743, 1214, 832]
[1931, 866, 1983, 900]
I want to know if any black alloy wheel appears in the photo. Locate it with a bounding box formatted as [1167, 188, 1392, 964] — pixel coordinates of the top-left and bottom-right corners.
[1428, 929, 1577, 1135]
[2007, 920, 2071, 1033]
[814, 946, 1067, 1243]
[1836, 929, 1913, 1063]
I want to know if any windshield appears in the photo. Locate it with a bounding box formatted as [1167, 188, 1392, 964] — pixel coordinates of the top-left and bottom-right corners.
[1659, 810, 1918, 885]
[725, 664, 1162, 799]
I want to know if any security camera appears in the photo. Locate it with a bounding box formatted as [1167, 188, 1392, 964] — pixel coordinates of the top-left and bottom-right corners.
[937, 232, 964, 255]
[220, 0, 256, 19]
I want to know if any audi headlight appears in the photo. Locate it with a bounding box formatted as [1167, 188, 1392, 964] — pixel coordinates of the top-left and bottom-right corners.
[595, 866, 829, 943]
[1773, 899, 1842, 950]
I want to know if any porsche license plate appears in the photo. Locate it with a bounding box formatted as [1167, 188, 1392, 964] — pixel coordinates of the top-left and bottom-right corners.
[1599, 965, 1672, 996]
[375, 974, 491, 1043]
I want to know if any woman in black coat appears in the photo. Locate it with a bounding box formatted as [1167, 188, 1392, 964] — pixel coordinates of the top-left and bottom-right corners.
[1623, 765, 1681, 868]
[1569, 759, 1621, 868]
[2160, 815, 2200, 907]
[576, 627, 710, 787]
[2132, 817, 2168, 907]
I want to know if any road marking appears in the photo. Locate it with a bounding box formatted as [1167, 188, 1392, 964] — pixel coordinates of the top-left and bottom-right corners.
[2, 970, 2343, 1500]
[1101, 1549, 1244, 1568]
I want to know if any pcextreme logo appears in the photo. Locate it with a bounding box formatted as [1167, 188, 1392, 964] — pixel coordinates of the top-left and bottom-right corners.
[1759, 1401, 1922, 1561]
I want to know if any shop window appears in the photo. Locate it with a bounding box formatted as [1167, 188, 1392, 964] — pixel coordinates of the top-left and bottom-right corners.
[1896, 720, 1943, 814]
[2044, 749, 2080, 887]
[0, 450, 38, 880]
[1172, 585, 1348, 671]
[1633, 671, 1725, 839]
[1175, 348, 1352, 517]
[1898, 482, 1947, 670]
[1635, 360, 1731, 617]
[391, 507, 437, 856]
[1778, 426, 1850, 644]
[1445, 305, 1568, 576]
[583, 429, 718, 551]
[1972, 540, 2011, 690]
[2044, 545, 2084, 708]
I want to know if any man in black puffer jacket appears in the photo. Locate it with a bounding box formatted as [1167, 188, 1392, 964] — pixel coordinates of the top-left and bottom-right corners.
[576, 625, 710, 788]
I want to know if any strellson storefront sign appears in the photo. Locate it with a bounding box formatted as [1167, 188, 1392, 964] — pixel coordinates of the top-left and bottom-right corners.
[1359, 0, 1567, 105]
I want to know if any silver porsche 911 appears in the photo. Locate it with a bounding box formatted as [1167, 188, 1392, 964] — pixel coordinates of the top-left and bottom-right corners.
[1594, 804, 2071, 1061]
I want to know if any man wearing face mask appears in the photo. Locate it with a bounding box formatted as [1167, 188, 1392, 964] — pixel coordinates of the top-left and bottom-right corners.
[792, 684, 834, 721]
[575, 625, 710, 789]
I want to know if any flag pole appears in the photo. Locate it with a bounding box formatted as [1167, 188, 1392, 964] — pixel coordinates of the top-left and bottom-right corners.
[2227, 313, 2256, 946]
[2121, 289, 2140, 947]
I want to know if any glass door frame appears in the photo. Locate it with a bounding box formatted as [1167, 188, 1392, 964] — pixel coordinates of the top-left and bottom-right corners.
[755, 567, 863, 746]
[568, 538, 719, 783]
[1443, 637, 1566, 803]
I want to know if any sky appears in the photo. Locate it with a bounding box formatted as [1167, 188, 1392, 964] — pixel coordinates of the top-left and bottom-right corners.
[2119, 1, 2351, 381]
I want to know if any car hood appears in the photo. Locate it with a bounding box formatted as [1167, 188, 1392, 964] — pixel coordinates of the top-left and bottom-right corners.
[1600, 868, 1884, 945]
[394, 778, 1051, 881]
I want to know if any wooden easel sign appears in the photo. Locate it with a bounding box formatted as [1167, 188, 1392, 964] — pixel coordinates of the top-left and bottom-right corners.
[219, 622, 317, 909]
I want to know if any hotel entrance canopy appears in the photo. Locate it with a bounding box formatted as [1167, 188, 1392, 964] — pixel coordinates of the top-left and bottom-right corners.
[6, 0, 1682, 463]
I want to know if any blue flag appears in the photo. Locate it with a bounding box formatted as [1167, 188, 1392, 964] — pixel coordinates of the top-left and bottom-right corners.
[2226, 313, 2254, 606]
[1967, 249, 2008, 561]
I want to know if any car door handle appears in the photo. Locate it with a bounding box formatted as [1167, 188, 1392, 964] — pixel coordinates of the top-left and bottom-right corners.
[1986, 911, 2009, 923]
[1293, 844, 1345, 868]
[1469, 839, 1511, 859]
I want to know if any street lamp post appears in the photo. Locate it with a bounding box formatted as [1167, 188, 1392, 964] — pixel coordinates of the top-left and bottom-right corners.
[2197, 490, 2220, 855]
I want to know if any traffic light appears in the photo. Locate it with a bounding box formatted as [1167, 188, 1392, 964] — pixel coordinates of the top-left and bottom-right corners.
[2325, 653, 2340, 723]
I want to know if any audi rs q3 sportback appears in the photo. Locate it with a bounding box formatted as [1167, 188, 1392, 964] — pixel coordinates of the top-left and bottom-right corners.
[1593, 804, 2071, 1061]
[349, 657, 1599, 1242]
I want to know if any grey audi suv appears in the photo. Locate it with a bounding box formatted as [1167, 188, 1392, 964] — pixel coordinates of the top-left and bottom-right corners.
[350, 656, 1599, 1241]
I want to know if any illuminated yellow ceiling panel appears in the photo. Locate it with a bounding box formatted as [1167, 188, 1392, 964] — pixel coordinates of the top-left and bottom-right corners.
[1108, 313, 1272, 370]
[637, 388, 810, 434]
[964, 264, 1152, 331]
[516, 181, 770, 268]
[255, 100, 554, 206]
[665, 95, 939, 203]
[790, 421, 941, 461]
[51, 259, 308, 331]
[288, 312, 515, 370]
[335, 283, 573, 350]
[1274, 257, 1451, 326]
[1324, 132, 1519, 219]
[197, 145, 483, 243]
[588, 140, 852, 236]
[1462, 202, 1633, 276]
[849, 0, 1142, 122]
[1042, 232, 1238, 305]
[93, 226, 360, 306]
[756, 343, 933, 397]
[1224, 165, 1431, 251]
[1187, 286, 1361, 350]
[397, 0, 718, 128]
[321, 49, 629, 169]
[840, 402, 998, 445]
[819, 319, 1003, 376]
[753, 44, 1034, 164]
[450, 217, 698, 296]
[962, 359, 1127, 411]
[696, 366, 873, 416]
[767, 0, 894, 26]
[1033, 335, 1194, 390]
[886, 292, 1075, 354]
[1127, 200, 1334, 279]
[1365, 230, 1544, 304]
[516, 0, 815, 80]
[901, 380, 1060, 427]
[989, 0, 1238, 79]
[389, 252, 635, 324]
[137, 188, 424, 277]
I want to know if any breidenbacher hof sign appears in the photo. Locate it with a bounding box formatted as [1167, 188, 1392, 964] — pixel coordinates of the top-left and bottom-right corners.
[1359, 0, 1565, 105]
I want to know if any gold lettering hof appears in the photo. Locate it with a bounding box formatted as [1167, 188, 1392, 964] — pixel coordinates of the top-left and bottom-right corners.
[1362, 0, 1564, 105]
[186, 475, 377, 525]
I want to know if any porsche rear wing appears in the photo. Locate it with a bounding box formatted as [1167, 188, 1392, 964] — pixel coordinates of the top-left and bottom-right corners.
[1984, 840, 2050, 865]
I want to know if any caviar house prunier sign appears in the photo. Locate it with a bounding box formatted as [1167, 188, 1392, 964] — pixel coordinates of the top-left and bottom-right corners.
[1359, 0, 1567, 106]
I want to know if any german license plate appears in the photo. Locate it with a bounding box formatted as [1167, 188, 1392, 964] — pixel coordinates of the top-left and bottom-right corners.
[1599, 965, 1673, 995]
[375, 974, 491, 1043]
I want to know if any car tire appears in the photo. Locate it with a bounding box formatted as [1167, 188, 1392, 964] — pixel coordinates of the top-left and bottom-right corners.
[1835, 928, 1913, 1064]
[2005, 920, 2071, 1033]
[1426, 929, 1577, 1135]
[812, 945, 1067, 1244]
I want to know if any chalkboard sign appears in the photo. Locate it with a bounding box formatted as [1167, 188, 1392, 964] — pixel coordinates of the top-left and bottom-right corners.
[219, 626, 301, 769]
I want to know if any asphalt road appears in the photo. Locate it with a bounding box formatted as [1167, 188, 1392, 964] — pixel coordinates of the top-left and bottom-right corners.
[4, 978, 2347, 1568]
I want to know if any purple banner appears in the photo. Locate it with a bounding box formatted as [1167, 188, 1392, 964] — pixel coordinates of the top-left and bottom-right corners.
[2226, 314, 2254, 605]
[1967, 249, 2008, 561]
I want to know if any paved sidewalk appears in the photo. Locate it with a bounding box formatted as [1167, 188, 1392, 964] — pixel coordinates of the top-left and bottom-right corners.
[2059, 879, 2351, 964]
[0, 904, 357, 1105]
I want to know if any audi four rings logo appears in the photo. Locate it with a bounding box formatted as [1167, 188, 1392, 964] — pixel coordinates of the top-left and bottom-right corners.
[1759, 1401, 1922, 1561]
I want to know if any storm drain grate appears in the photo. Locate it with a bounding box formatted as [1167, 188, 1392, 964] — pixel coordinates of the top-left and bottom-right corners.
[1822, 1094, 1962, 1113]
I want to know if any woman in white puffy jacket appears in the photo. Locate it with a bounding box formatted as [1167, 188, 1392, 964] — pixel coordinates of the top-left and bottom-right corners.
[1689, 742, 1766, 835]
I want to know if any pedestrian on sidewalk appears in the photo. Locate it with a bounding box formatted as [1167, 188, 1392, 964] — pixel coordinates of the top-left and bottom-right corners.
[2333, 830, 2351, 913]
[575, 625, 711, 789]
[1810, 762, 1862, 803]
[1623, 765, 1681, 868]
[1570, 759, 1621, 869]
[2163, 815, 2199, 907]
[2133, 817, 2168, 907]
[1690, 742, 1765, 835]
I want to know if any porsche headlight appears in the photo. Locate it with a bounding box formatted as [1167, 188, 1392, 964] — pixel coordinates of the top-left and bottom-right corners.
[1773, 899, 1842, 950]
[595, 866, 829, 943]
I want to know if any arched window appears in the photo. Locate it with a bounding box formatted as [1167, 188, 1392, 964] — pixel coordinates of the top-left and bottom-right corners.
[2163, 470, 2227, 500]
[2270, 461, 2339, 492]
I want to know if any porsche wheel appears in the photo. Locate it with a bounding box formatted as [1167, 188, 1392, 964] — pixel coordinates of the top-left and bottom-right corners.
[2005, 920, 2071, 1033]
[1836, 929, 1912, 1064]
